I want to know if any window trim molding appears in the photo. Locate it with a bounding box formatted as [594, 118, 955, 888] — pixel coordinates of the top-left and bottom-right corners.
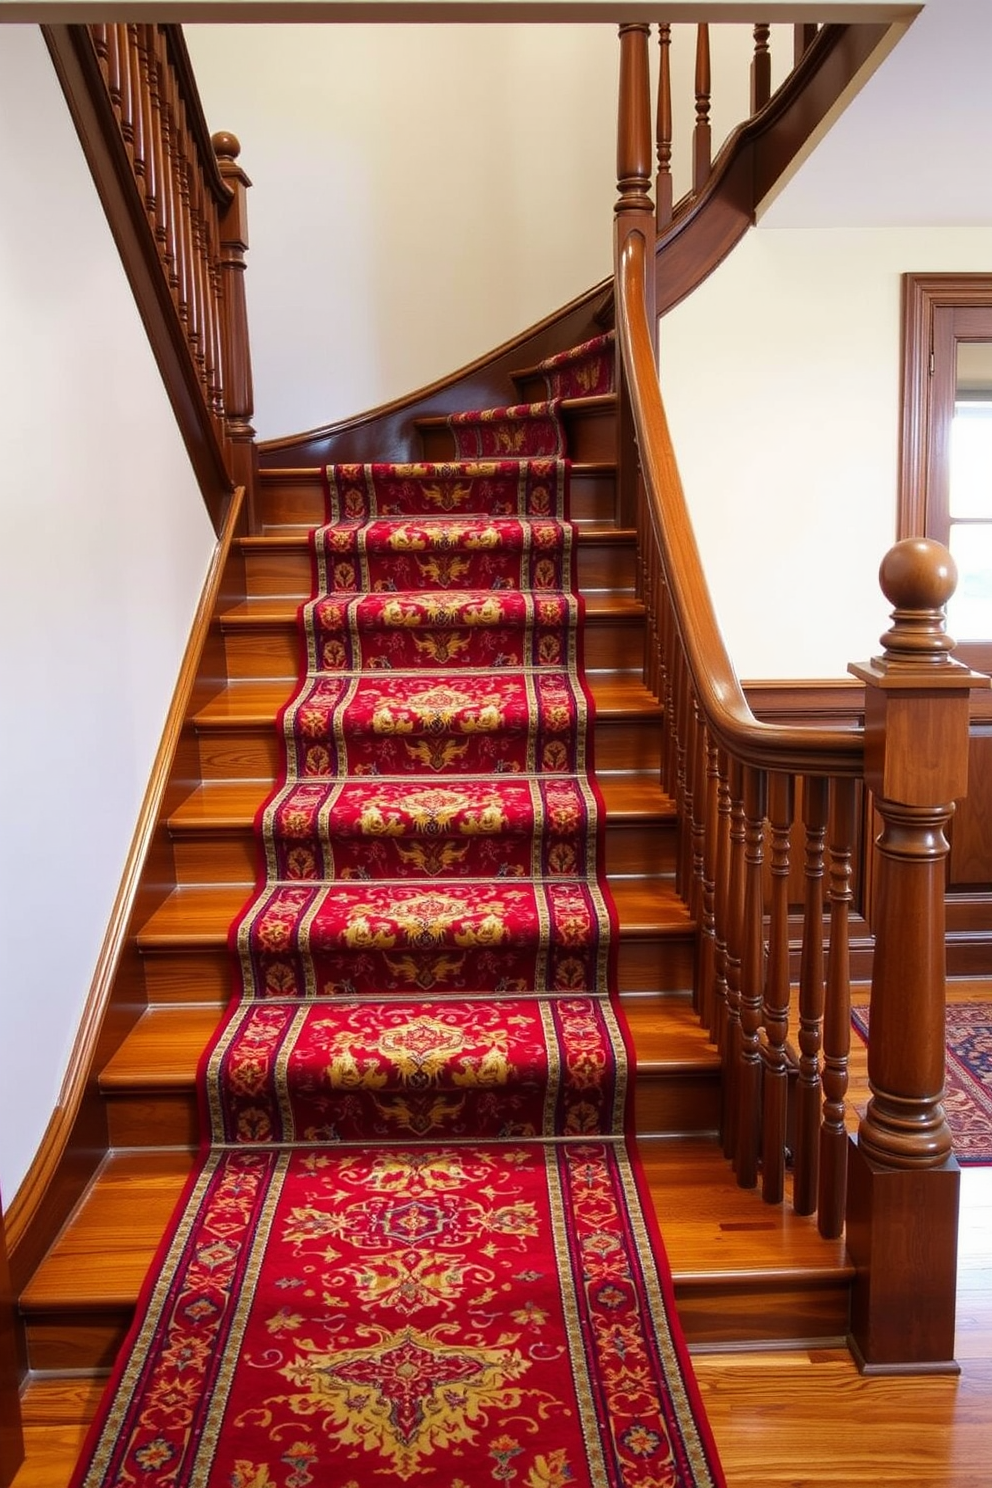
[899, 273, 992, 539]
[900, 274, 992, 674]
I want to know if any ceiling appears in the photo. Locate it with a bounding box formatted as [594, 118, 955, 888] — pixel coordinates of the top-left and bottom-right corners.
[762, 0, 992, 228]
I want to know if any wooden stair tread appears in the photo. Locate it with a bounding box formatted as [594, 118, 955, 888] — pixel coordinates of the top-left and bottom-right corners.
[99, 993, 716, 1094]
[100, 1006, 221, 1089]
[23, 1136, 848, 1316]
[638, 1137, 852, 1280]
[20, 1150, 195, 1309]
[192, 672, 662, 728]
[237, 523, 633, 554]
[256, 460, 619, 479]
[169, 771, 673, 833]
[626, 996, 721, 1071]
[414, 393, 616, 431]
[219, 592, 645, 626]
[136, 875, 690, 947]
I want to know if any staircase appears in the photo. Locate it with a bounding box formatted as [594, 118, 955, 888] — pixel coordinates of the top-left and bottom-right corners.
[17, 351, 854, 1444]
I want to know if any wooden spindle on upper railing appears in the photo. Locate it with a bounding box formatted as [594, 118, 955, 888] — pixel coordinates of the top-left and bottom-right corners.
[761, 771, 794, 1204]
[795, 23, 819, 64]
[656, 24, 673, 230]
[792, 776, 827, 1215]
[711, 753, 732, 1048]
[693, 25, 712, 195]
[751, 23, 772, 113]
[846, 538, 989, 1367]
[696, 721, 720, 1036]
[49, 24, 257, 531]
[735, 765, 767, 1187]
[819, 777, 856, 1237]
[213, 131, 257, 511]
[615, 21, 655, 529]
[721, 759, 746, 1160]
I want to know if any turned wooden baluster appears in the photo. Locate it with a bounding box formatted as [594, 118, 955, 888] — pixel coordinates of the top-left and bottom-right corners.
[660, 595, 679, 803]
[116, 24, 134, 151]
[615, 22, 655, 530]
[795, 23, 819, 64]
[696, 722, 720, 1036]
[675, 653, 693, 900]
[151, 34, 178, 285]
[656, 24, 673, 230]
[819, 776, 855, 1237]
[711, 751, 732, 1048]
[688, 699, 708, 1005]
[642, 516, 660, 699]
[751, 23, 772, 113]
[762, 771, 794, 1204]
[792, 775, 827, 1215]
[213, 131, 257, 516]
[693, 24, 712, 195]
[126, 25, 146, 184]
[736, 764, 767, 1187]
[136, 27, 158, 224]
[721, 758, 746, 1159]
[846, 538, 989, 1367]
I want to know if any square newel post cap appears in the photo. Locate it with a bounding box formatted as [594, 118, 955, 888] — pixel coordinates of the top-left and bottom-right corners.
[849, 539, 990, 804]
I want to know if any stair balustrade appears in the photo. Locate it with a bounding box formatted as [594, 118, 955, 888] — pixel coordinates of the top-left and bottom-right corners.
[43, 23, 256, 534]
[614, 20, 991, 1371]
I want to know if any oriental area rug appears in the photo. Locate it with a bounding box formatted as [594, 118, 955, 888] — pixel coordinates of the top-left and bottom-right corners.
[852, 1002, 992, 1165]
[71, 335, 725, 1488]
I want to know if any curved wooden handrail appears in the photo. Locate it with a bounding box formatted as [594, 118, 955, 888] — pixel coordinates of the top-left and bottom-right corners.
[260, 21, 895, 470]
[44, 23, 256, 533]
[617, 229, 864, 779]
[652, 20, 897, 317]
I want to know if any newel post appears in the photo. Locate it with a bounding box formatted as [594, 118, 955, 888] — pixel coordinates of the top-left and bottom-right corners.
[212, 131, 258, 528]
[846, 538, 989, 1372]
[615, 22, 655, 529]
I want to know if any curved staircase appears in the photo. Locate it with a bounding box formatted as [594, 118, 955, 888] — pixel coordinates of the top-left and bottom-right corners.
[17, 338, 853, 1474]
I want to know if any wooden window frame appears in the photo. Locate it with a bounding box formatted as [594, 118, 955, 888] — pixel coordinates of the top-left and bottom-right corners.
[900, 273, 992, 676]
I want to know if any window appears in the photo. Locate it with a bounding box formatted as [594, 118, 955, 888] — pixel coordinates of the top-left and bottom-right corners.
[900, 276, 992, 675]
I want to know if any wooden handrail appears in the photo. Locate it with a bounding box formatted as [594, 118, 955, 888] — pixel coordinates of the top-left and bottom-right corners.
[43, 23, 256, 535]
[613, 19, 988, 1372]
[618, 230, 863, 779]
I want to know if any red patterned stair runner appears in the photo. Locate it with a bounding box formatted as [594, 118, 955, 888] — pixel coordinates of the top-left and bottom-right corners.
[71, 383, 724, 1486]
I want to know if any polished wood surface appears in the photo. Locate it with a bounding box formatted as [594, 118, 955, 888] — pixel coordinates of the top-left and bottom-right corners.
[614, 36, 988, 1362]
[42, 24, 253, 534]
[14, 1165, 992, 1487]
[0, 1202, 23, 1487]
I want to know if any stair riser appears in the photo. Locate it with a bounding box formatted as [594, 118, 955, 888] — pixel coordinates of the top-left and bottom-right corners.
[673, 1282, 851, 1349]
[220, 614, 646, 681]
[418, 404, 614, 465]
[22, 1271, 851, 1374]
[194, 712, 664, 781]
[23, 1312, 132, 1374]
[240, 540, 636, 599]
[170, 816, 678, 887]
[23, 1273, 850, 1375]
[100, 1064, 719, 1150]
[256, 469, 619, 530]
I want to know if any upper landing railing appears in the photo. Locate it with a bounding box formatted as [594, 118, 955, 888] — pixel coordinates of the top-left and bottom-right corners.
[613, 19, 989, 1373]
[44, 23, 256, 535]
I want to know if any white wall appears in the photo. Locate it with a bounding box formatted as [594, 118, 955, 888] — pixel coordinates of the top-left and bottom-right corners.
[660, 225, 992, 679]
[0, 27, 216, 1203]
[184, 23, 620, 440]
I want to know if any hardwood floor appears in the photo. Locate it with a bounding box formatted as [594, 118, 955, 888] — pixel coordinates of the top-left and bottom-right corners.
[695, 1168, 992, 1487]
[12, 1167, 992, 1486]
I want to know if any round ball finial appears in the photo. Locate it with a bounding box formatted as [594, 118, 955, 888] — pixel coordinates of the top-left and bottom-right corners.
[211, 131, 241, 162]
[876, 538, 958, 667]
[878, 537, 957, 612]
